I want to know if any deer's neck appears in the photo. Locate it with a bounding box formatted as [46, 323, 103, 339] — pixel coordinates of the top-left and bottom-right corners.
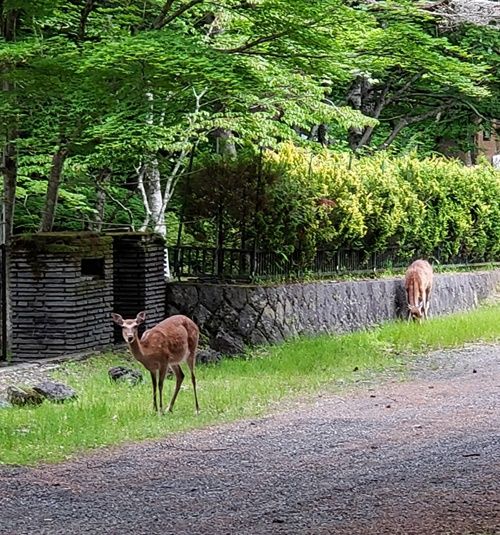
[128, 337, 147, 365]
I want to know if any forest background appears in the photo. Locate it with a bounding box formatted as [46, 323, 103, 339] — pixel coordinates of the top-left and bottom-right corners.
[1, 0, 500, 274]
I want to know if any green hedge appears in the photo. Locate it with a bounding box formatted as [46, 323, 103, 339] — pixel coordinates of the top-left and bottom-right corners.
[257, 144, 500, 262]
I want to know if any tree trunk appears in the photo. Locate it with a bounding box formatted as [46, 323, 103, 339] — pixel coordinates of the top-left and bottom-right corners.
[137, 156, 172, 278]
[77, 0, 95, 42]
[142, 156, 165, 235]
[0, 141, 14, 356]
[39, 146, 69, 232]
[1, 136, 17, 243]
[317, 124, 328, 146]
[214, 128, 237, 159]
[354, 87, 389, 149]
[0, 5, 17, 41]
[1, 4, 18, 242]
[91, 169, 110, 231]
[1, 3, 19, 352]
[347, 75, 374, 149]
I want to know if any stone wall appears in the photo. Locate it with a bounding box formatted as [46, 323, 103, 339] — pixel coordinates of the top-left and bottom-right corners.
[10, 233, 114, 359]
[111, 233, 166, 341]
[166, 270, 500, 354]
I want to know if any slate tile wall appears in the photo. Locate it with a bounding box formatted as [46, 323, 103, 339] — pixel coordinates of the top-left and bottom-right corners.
[111, 233, 166, 341]
[10, 234, 114, 359]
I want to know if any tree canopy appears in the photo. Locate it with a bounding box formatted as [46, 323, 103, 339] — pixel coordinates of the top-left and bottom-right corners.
[1, 0, 499, 249]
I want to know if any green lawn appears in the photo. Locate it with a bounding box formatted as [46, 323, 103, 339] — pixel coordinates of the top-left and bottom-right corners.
[0, 303, 499, 466]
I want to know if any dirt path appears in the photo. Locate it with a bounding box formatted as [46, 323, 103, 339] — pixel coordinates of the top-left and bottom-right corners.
[1, 344, 499, 535]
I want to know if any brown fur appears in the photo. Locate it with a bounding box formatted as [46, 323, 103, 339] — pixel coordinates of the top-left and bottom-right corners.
[404, 260, 433, 321]
[111, 312, 200, 414]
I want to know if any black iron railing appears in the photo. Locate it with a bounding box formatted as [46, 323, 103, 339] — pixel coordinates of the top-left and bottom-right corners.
[170, 245, 499, 281]
[0, 243, 7, 362]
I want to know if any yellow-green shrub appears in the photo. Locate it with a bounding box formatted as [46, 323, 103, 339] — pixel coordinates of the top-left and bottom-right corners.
[260, 144, 500, 262]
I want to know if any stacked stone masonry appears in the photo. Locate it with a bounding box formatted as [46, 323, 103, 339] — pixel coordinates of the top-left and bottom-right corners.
[166, 270, 500, 353]
[111, 233, 166, 341]
[10, 234, 114, 359]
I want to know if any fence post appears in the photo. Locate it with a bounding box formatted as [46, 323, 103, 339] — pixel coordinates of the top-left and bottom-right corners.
[252, 145, 264, 277]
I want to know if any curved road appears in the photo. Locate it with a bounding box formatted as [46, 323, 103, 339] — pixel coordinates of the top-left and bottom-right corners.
[1, 344, 499, 535]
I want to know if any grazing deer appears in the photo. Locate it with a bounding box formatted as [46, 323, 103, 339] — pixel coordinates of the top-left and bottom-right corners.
[111, 312, 200, 414]
[404, 259, 433, 322]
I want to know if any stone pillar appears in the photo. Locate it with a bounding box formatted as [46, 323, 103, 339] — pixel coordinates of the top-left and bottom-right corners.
[111, 233, 166, 341]
[10, 233, 114, 360]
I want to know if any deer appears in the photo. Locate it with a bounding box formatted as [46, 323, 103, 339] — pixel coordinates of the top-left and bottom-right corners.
[111, 311, 200, 414]
[404, 259, 434, 322]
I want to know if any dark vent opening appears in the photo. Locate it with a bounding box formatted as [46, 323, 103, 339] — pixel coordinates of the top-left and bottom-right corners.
[81, 258, 105, 279]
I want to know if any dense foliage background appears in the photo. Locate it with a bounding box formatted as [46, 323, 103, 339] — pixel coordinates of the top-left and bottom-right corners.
[185, 144, 500, 262]
[1, 0, 500, 267]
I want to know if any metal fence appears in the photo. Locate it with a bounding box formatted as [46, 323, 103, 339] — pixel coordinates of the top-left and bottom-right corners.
[0, 243, 7, 362]
[170, 245, 499, 281]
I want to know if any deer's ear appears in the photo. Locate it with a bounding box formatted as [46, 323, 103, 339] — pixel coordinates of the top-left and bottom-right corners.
[136, 311, 146, 324]
[111, 313, 124, 326]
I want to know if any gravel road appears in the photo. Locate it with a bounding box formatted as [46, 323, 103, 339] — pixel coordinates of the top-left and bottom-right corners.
[1, 343, 499, 535]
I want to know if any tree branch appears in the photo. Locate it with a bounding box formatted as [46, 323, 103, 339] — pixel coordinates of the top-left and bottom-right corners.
[77, 0, 96, 42]
[160, 88, 206, 217]
[378, 104, 451, 150]
[354, 73, 424, 150]
[219, 30, 291, 54]
[153, 0, 205, 30]
[384, 73, 423, 107]
[95, 181, 136, 231]
[355, 84, 390, 149]
[225, 50, 334, 59]
[135, 162, 152, 231]
[217, 17, 324, 54]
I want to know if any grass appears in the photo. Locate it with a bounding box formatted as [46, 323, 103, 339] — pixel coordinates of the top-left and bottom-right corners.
[0, 303, 499, 466]
[250, 262, 500, 285]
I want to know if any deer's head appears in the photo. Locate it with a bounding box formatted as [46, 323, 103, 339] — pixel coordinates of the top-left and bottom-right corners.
[408, 302, 424, 320]
[111, 311, 146, 344]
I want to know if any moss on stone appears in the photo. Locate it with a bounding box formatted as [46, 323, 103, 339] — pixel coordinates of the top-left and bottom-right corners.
[12, 232, 112, 257]
[11, 232, 113, 278]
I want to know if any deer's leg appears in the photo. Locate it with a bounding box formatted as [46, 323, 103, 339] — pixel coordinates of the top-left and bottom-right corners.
[150, 370, 158, 413]
[158, 365, 168, 414]
[405, 290, 412, 322]
[425, 287, 432, 318]
[187, 355, 200, 415]
[167, 364, 184, 413]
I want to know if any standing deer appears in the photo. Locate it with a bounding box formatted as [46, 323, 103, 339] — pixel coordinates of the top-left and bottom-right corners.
[111, 312, 200, 414]
[404, 259, 434, 321]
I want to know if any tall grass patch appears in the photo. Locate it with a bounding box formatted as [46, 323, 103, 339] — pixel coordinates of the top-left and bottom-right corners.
[0, 303, 499, 465]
